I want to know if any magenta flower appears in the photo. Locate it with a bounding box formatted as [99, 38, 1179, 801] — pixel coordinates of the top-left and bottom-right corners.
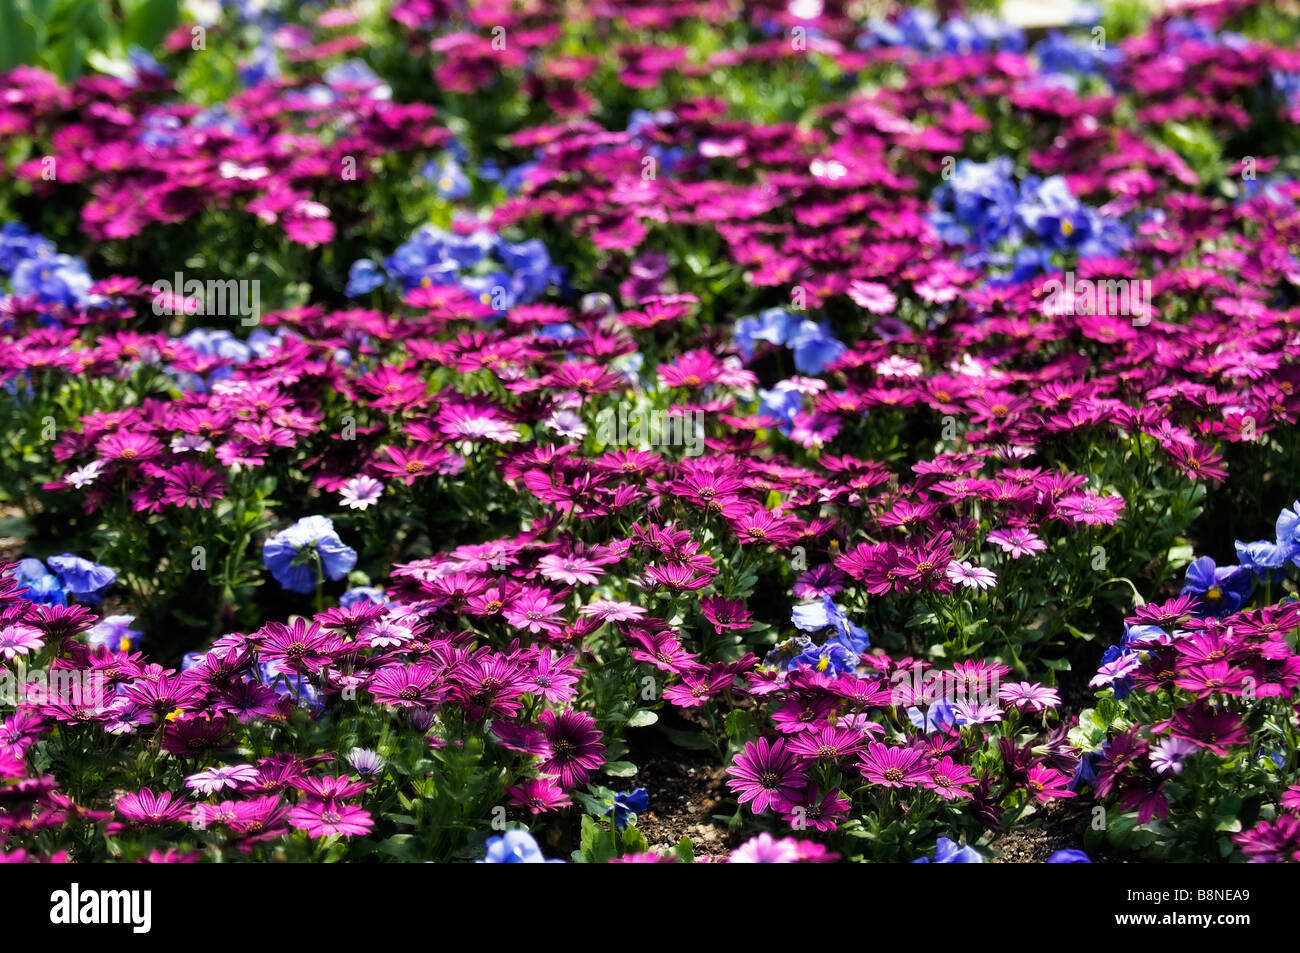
[503, 587, 567, 635]
[641, 563, 715, 593]
[159, 462, 226, 509]
[115, 788, 192, 825]
[1235, 815, 1300, 863]
[858, 742, 930, 789]
[537, 709, 606, 789]
[367, 662, 445, 709]
[506, 778, 571, 815]
[783, 788, 851, 832]
[1169, 702, 1248, 755]
[701, 596, 753, 631]
[374, 444, 451, 484]
[729, 833, 838, 863]
[924, 756, 976, 800]
[727, 832, 802, 863]
[254, 619, 339, 673]
[725, 737, 809, 814]
[1053, 492, 1125, 526]
[526, 651, 580, 704]
[97, 431, 163, 464]
[288, 800, 373, 838]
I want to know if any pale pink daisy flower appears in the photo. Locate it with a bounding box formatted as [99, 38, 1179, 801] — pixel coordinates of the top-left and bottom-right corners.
[438, 402, 520, 443]
[1149, 736, 1198, 775]
[359, 618, 413, 648]
[953, 700, 1003, 725]
[543, 410, 587, 439]
[847, 280, 897, 314]
[985, 527, 1047, 558]
[875, 355, 924, 378]
[1089, 652, 1141, 688]
[945, 560, 997, 590]
[578, 600, 648, 622]
[171, 434, 212, 453]
[0, 623, 43, 659]
[537, 554, 605, 586]
[184, 764, 260, 795]
[503, 588, 567, 635]
[64, 460, 105, 488]
[998, 681, 1061, 713]
[339, 475, 384, 510]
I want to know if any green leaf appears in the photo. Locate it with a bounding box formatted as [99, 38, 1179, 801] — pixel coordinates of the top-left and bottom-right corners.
[123, 0, 179, 50]
[671, 836, 695, 864]
[579, 815, 616, 863]
[627, 709, 658, 728]
[86, 49, 133, 80]
[375, 835, 416, 859]
[723, 708, 756, 742]
[658, 725, 714, 750]
[0, 1, 40, 72]
[619, 825, 649, 855]
[0, 515, 35, 539]
[603, 760, 638, 778]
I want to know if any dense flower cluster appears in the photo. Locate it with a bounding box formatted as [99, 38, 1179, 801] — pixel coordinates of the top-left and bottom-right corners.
[2, 0, 1300, 863]
[1079, 501, 1300, 861]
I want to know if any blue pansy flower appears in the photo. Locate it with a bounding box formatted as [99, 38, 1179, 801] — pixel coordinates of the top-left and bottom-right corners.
[787, 320, 846, 374]
[345, 259, 386, 297]
[340, 586, 387, 607]
[46, 554, 115, 604]
[734, 308, 797, 360]
[86, 614, 142, 652]
[606, 788, 649, 829]
[914, 837, 983, 863]
[1180, 555, 1253, 617]
[480, 830, 558, 863]
[1047, 849, 1091, 863]
[425, 158, 471, 199]
[756, 385, 803, 434]
[907, 699, 957, 733]
[262, 516, 358, 595]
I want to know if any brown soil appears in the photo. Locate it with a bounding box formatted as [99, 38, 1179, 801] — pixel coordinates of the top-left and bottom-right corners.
[989, 799, 1130, 863]
[626, 715, 737, 857]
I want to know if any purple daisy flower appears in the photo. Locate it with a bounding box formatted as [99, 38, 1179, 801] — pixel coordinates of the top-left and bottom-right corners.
[725, 736, 809, 814]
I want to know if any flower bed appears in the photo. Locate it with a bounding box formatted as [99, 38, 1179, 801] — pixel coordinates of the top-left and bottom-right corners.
[1, 0, 1300, 864]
